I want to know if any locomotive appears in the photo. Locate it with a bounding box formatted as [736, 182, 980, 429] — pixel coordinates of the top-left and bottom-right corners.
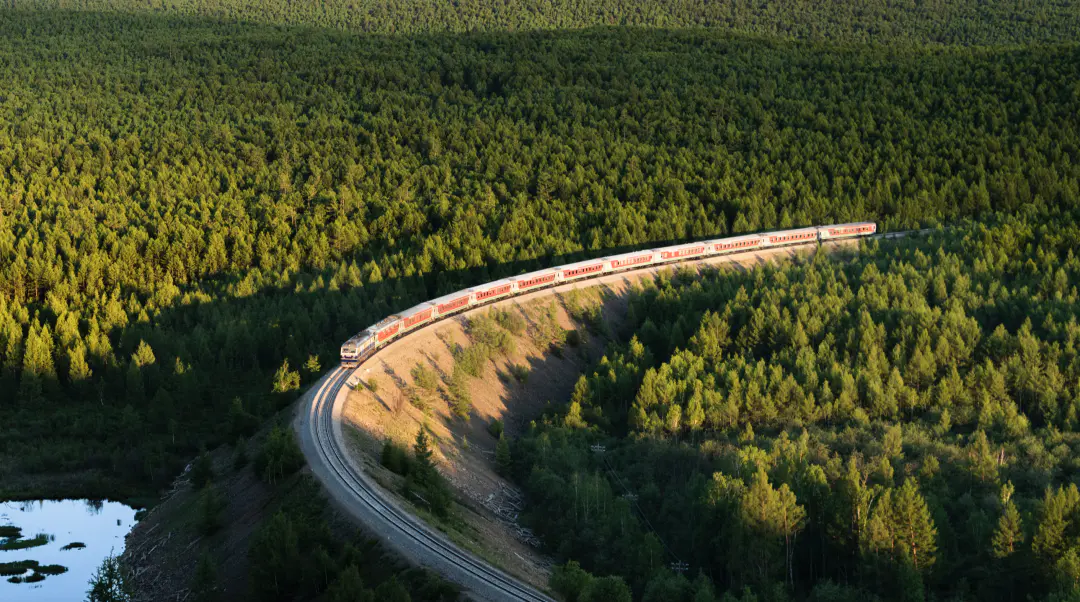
[339, 222, 876, 368]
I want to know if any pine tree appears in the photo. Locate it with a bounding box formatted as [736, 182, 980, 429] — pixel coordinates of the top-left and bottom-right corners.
[328, 565, 373, 602]
[272, 359, 300, 393]
[495, 433, 511, 475]
[86, 554, 132, 602]
[68, 342, 92, 383]
[190, 550, 219, 602]
[1033, 484, 1080, 563]
[410, 425, 432, 482]
[992, 502, 1024, 559]
[890, 479, 938, 571]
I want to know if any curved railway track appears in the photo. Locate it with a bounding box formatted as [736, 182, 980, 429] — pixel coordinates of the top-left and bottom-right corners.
[298, 365, 555, 601]
[296, 228, 931, 601]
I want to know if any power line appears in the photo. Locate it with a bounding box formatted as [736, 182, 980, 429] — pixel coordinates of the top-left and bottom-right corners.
[591, 444, 685, 568]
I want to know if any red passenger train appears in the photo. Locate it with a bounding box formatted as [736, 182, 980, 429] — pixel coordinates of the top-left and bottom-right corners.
[340, 222, 877, 367]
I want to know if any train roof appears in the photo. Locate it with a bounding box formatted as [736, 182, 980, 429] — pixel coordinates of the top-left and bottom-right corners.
[398, 301, 434, 319]
[469, 278, 515, 292]
[825, 221, 876, 229]
[761, 227, 819, 237]
[653, 240, 709, 253]
[602, 249, 657, 262]
[429, 290, 473, 305]
[703, 233, 766, 245]
[511, 268, 558, 282]
[558, 258, 607, 272]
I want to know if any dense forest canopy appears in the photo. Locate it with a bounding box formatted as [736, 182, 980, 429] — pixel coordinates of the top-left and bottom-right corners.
[14, 0, 1080, 45]
[0, 9, 1075, 495]
[0, 7, 1078, 498]
[515, 208, 1080, 601]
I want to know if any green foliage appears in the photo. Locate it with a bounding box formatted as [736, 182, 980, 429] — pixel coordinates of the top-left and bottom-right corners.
[495, 433, 512, 476]
[448, 366, 473, 419]
[453, 344, 489, 378]
[189, 450, 215, 489]
[190, 550, 219, 602]
[248, 512, 303, 601]
[487, 419, 504, 439]
[254, 426, 304, 485]
[404, 427, 451, 518]
[246, 477, 451, 602]
[551, 560, 593, 602]
[581, 575, 633, 602]
[303, 354, 321, 376]
[373, 577, 412, 602]
[196, 485, 226, 536]
[327, 565, 374, 602]
[513, 213, 1080, 600]
[493, 308, 526, 337]
[410, 363, 438, 391]
[17, 0, 1080, 45]
[272, 360, 301, 394]
[85, 554, 132, 602]
[508, 363, 530, 384]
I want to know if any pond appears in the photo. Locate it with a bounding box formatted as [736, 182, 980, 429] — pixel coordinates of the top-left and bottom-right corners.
[0, 500, 138, 602]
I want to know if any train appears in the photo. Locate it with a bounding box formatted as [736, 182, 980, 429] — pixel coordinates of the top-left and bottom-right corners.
[339, 222, 876, 368]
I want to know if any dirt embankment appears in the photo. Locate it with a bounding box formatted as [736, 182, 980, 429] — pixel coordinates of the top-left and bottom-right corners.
[338, 242, 856, 590]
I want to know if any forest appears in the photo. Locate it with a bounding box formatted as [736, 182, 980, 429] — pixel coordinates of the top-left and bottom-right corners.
[1, 7, 1078, 501]
[17, 0, 1080, 45]
[511, 208, 1080, 600]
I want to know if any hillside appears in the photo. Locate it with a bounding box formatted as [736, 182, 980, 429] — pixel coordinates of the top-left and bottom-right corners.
[333, 240, 864, 592]
[507, 210, 1080, 601]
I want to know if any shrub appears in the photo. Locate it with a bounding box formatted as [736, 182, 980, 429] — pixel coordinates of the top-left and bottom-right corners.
[190, 450, 215, 489]
[254, 426, 305, 484]
[365, 378, 379, 394]
[493, 307, 526, 336]
[453, 344, 489, 377]
[411, 363, 438, 390]
[196, 485, 226, 536]
[509, 363, 530, 384]
[449, 366, 473, 419]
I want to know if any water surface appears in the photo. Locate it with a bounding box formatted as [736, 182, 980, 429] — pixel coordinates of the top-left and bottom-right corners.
[0, 500, 137, 601]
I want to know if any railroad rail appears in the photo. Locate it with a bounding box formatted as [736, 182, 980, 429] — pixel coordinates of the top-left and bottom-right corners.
[298, 367, 555, 601]
[297, 224, 931, 600]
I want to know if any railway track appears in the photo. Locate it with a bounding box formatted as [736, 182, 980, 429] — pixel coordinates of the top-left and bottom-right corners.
[299, 365, 555, 602]
[296, 227, 932, 600]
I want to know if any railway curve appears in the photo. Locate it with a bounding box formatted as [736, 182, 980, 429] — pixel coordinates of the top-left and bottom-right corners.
[295, 227, 928, 601]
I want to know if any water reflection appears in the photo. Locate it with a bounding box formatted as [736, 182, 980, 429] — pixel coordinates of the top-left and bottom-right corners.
[0, 500, 137, 601]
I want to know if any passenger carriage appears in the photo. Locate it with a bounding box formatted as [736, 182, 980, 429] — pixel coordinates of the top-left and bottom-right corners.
[340, 223, 879, 367]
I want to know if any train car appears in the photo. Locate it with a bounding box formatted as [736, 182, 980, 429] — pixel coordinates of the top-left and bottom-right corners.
[341, 222, 877, 368]
[655, 242, 710, 263]
[710, 234, 765, 254]
[818, 222, 877, 240]
[373, 315, 402, 343]
[339, 332, 374, 368]
[763, 228, 819, 247]
[471, 279, 515, 303]
[399, 302, 436, 333]
[513, 268, 559, 293]
[558, 259, 607, 283]
[430, 290, 474, 318]
[606, 250, 657, 272]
